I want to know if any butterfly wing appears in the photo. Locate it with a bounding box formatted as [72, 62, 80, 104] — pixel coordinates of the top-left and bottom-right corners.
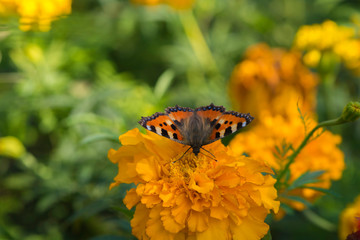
[206, 111, 254, 144]
[195, 103, 225, 122]
[138, 113, 185, 143]
[165, 105, 194, 125]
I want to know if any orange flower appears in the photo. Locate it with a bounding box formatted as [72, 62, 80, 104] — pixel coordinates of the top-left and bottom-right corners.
[339, 195, 360, 240]
[229, 43, 318, 119]
[109, 128, 279, 239]
[229, 111, 344, 212]
[131, 0, 195, 9]
[0, 0, 72, 31]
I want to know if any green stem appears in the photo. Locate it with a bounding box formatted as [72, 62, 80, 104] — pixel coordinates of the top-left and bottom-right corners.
[277, 117, 346, 184]
[178, 10, 219, 76]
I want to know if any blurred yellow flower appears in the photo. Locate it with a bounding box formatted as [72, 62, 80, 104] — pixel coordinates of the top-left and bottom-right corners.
[229, 43, 318, 119]
[0, 136, 25, 158]
[303, 49, 321, 67]
[294, 20, 360, 73]
[294, 20, 354, 51]
[0, 0, 72, 31]
[109, 128, 279, 240]
[229, 112, 344, 212]
[339, 195, 360, 240]
[132, 0, 194, 9]
[334, 39, 360, 72]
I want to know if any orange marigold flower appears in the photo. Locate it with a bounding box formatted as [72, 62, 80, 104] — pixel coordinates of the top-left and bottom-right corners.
[229, 43, 318, 119]
[229, 112, 344, 212]
[131, 0, 195, 9]
[339, 195, 360, 240]
[0, 0, 72, 31]
[109, 128, 280, 240]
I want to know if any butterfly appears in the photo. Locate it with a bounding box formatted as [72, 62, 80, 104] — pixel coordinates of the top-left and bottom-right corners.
[138, 103, 254, 156]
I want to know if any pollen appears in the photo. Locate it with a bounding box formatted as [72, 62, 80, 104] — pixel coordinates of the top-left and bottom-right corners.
[169, 153, 207, 180]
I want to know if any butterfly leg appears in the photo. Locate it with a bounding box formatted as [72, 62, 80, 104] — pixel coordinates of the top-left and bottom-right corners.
[172, 146, 193, 163]
[200, 147, 217, 162]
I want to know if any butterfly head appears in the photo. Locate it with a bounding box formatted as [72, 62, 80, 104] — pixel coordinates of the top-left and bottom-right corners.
[191, 146, 201, 156]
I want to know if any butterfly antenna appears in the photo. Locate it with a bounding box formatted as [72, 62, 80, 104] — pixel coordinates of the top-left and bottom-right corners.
[200, 147, 217, 162]
[172, 146, 192, 163]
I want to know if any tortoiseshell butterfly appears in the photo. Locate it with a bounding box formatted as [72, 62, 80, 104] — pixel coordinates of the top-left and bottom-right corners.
[139, 103, 254, 156]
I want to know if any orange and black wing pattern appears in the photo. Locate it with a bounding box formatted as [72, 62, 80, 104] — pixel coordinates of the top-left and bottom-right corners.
[207, 111, 254, 144]
[165, 105, 194, 125]
[138, 112, 185, 143]
[195, 103, 225, 122]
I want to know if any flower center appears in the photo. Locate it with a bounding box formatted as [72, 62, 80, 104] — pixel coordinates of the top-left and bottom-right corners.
[169, 152, 207, 181]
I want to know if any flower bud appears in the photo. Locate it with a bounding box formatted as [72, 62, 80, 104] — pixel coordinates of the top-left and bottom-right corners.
[340, 101, 360, 122]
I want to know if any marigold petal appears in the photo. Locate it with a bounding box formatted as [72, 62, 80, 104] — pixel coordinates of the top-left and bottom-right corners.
[141, 195, 162, 208]
[188, 172, 214, 194]
[230, 208, 269, 240]
[136, 156, 161, 181]
[146, 205, 177, 240]
[108, 146, 143, 184]
[214, 169, 242, 187]
[119, 128, 143, 145]
[196, 217, 231, 240]
[124, 188, 140, 209]
[210, 206, 229, 220]
[109, 181, 120, 190]
[131, 203, 150, 239]
[222, 195, 248, 224]
[160, 208, 185, 233]
[187, 210, 209, 232]
[159, 185, 177, 206]
[256, 176, 280, 213]
[172, 193, 192, 225]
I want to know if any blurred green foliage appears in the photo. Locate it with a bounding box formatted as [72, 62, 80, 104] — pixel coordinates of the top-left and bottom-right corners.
[1, 0, 360, 239]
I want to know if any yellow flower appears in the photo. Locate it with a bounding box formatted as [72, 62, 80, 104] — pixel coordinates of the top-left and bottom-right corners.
[334, 39, 360, 71]
[293, 20, 360, 73]
[303, 49, 321, 67]
[339, 195, 360, 240]
[0, 136, 25, 158]
[229, 112, 344, 212]
[131, 0, 195, 9]
[109, 128, 279, 240]
[294, 20, 354, 51]
[0, 0, 72, 31]
[229, 43, 318, 119]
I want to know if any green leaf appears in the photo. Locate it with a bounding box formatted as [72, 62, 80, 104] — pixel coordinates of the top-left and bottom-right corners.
[299, 186, 340, 198]
[81, 133, 119, 145]
[112, 206, 134, 220]
[154, 69, 174, 99]
[288, 170, 325, 190]
[280, 195, 313, 208]
[280, 202, 295, 215]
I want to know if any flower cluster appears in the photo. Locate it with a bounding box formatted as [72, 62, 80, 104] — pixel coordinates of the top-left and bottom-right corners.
[229, 43, 318, 119]
[339, 195, 360, 240]
[229, 111, 344, 211]
[109, 128, 279, 240]
[228, 43, 345, 214]
[0, 0, 72, 31]
[293, 20, 360, 72]
[131, 0, 194, 9]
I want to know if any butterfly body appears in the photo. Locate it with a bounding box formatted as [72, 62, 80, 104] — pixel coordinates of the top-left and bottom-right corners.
[139, 104, 254, 156]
